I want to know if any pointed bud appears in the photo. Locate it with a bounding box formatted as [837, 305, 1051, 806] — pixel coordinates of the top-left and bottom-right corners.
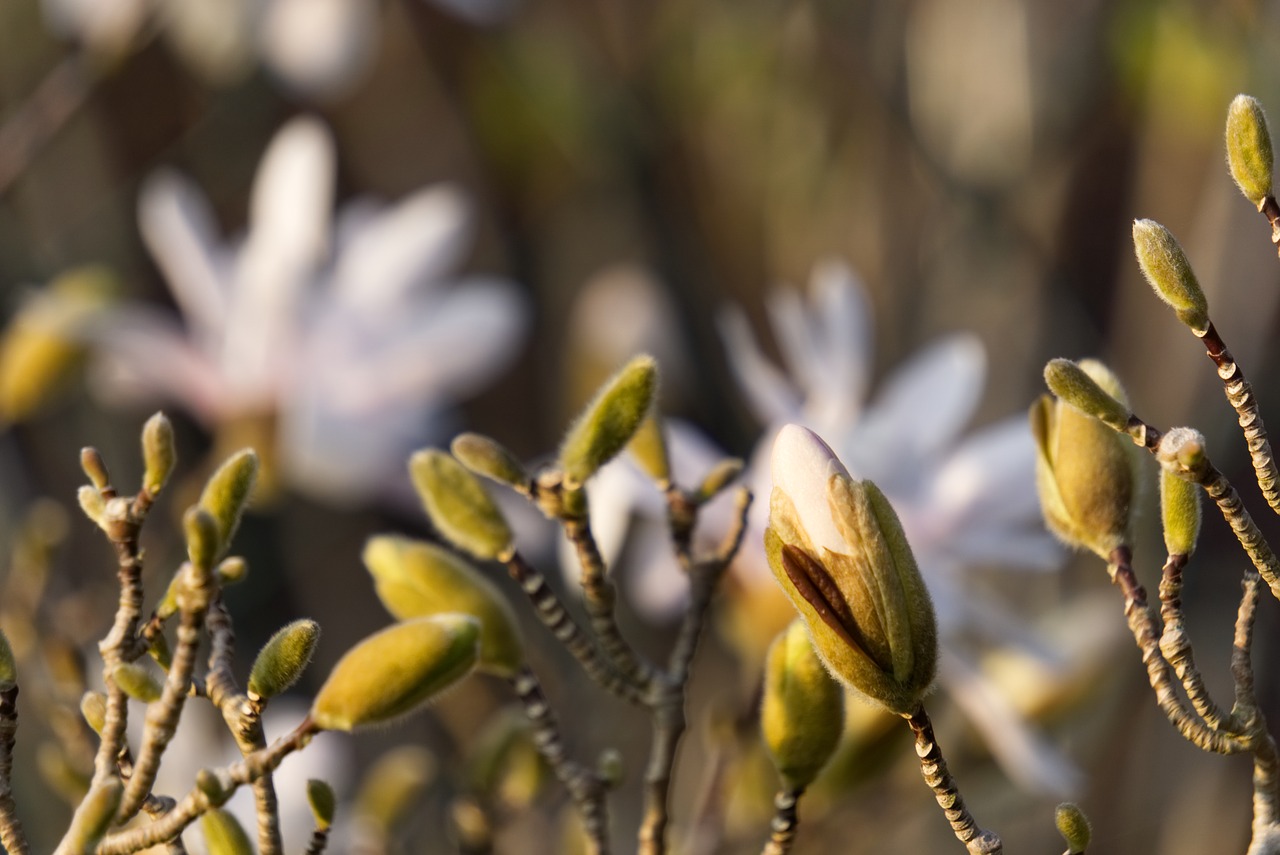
[141, 412, 176, 496]
[80, 691, 106, 735]
[63, 778, 122, 854]
[248, 619, 321, 699]
[77, 486, 105, 527]
[451, 433, 532, 491]
[1043, 358, 1133, 433]
[558, 354, 658, 487]
[766, 425, 937, 714]
[409, 450, 513, 561]
[196, 769, 229, 804]
[1132, 220, 1210, 334]
[1226, 94, 1274, 209]
[311, 614, 480, 732]
[184, 507, 221, 572]
[695, 458, 745, 503]
[197, 449, 258, 557]
[307, 779, 336, 830]
[80, 448, 110, 491]
[216, 556, 248, 586]
[628, 413, 670, 487]
[201, 807, 253, 855]
[111, 662, 163, 702]
[0, 629, 14, 692]
[1160, 467, 1201, 557]
[365, 535, 523, 677]
[148, 632, 172, 670]
[1055, 802, 1092, 854]
[761, 620, 844, 790]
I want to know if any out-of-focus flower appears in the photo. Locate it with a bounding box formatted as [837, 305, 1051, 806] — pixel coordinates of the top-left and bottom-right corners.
[87, 116, 528, 503]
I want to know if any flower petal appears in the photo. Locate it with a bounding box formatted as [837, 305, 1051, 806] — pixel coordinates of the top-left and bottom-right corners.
[716, 304, 801, 426]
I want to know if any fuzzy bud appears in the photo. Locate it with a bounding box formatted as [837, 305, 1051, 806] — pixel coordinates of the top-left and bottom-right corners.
[141, 412, 176, 496]
[77, 486, 106, 527]
[307, 779, 336, 830]
[696, 458, 745, 503]
[80, 447, 110, 491]
[216, 556, 248, 586]
[1055, 802, 1092, 854]
[80, 692, 106, 735]
[1226, 94, 1274, 209]
[311, 614, 480, 732]
[761, 620, 844, 790]
[1132, 220, 1210, 334]
[248, 619, 321, 699]
[1160, 467, 1201, 558]
[409, 450, 513, 561]
[196, 449, 258, 558]
[201, 807, 253, 855]
[63, 778, 122, 853]
[1043, 358, 1133, 433]
[558, 354, 657, 487]
[184, 507, 221, 572]
[111, 662, 163, 702]
[451, 433, 532, 491]
[628, 413, 671, 487]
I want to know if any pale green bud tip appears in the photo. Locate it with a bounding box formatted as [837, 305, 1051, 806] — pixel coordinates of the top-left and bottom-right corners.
[80, 692, 106, 735]
[307, 779, 336, 829]
[1131, 219, 1210, 333]
[628, 413, 670, 486]
[197, 449, 259, 553]
[201, 807, 254, 855]
[761, 620, 844, 790]
[184, 506, 221, 571]
[141, 412, 176, 495]
[1160, 468, 1201, 557]
[112, 662, 163, 702]
[558, 354, 658, 486]
[248, 618, 321, 699]
[1055, 802, 1092, 853]
[1044, 359, 1131, 430]
[67, 779, 123, 851]
[451, 433, 531, 489]
[0, 629, 14, 691]
[1227, 94, 1274, 208]
[311, 614, 481, 732]
[409, 450, 513, 561]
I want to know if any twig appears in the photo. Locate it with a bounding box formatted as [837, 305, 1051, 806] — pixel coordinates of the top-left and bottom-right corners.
[759, 787, 802, 855]
[903, 704, 1002, 854]
[0, 686, 29, 855]
[1157, 553, 1239, 732]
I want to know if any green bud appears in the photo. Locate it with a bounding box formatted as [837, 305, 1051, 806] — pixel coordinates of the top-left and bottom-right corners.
[201, 807, 253, 855]
[196, 768, 229, 804]
[307, 779, 336, 830]
[184, 507, 221, 572]
[141, 412, 176, 496]
[628, 413, 670, 487]
[63, 778, 122, 854]
[80, 447, 110, 491]
[77, 486, 105, 527]
[311, 614, 480, 732]
[354, 746, 437, 831]
[148, 632, 172, 670]
[558, 354, 658, 487]
[1043, 358, 1133, 433]
[216, 556, 248, 586]
[1055, 802, 1092, 854]
[695, 458, 745, 503]
[1132, 220, 1210, 334]
[197, 449, 258, 557]
[1160, 467, 1201, 557]
[365, 535, 524, 677]
[761, 620, 844, 790]
[451, 433, 532, 491]
[1226, 94, 1274, 209]
[0, 628, 14, 692]
[248, 619, 321, 699]
[767, 425, 937, 715]
[1033, 359, 1137, 559]
[111, 662, 163, 702]
[80, 691, 106, 735]
[409, 449, 513, 561]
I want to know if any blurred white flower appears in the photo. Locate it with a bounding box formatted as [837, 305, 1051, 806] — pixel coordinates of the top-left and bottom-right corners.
[89, 115, 528, 503]
[581, 260, 1078, 795]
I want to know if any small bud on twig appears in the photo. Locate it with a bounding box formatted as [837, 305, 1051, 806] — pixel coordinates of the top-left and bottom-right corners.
[1226, 94, 1274, 209]
[1132, 220, 1210, 334]
[559, 354, 657, 487]
[409, 450, 513, 561]
[248, 619, 321, 700]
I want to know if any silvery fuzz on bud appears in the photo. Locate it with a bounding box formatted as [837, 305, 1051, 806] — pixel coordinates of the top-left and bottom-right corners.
[1160, 466, 1201, 557]
[766, 425, 937, 715]
[201, 807, 253, 855]
[1054, 802, 1092, 854]
[409, 450, 514, 561]
[197, 449, 258, 559]
[63, 778, 122, 853]
[307, 778, 336, 829]
[311, 614, 480, 732]
[365, 534, 524, 677]
[558, 354, 658, 487]
[141, 411, 176, 496]
[1043, 358, 1134, 433]
[248, 618, 321, 699]
[1131, 220, 1210, 334]
[451, 433, 532, 491]
[0, 628, 14, 692]
[761, 620, 844, 791]
[1032, 359, 1138, 559]
[1226, 94, 1274, 209]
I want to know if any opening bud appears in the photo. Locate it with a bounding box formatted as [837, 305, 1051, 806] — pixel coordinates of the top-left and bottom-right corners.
[248, 618, 321, 699]
[558, 354, 658, 487]
[409, 450, 513, 561]
[761, 619, 844, 791]
[1132, 220, 1210, 334]
[1226, 94, 1274, 209]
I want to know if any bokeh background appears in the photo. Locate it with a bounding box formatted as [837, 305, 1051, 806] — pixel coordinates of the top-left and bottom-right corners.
[3, 0, 1280, 852]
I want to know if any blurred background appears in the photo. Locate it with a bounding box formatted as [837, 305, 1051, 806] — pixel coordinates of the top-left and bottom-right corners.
[3, 0, 1280, 852]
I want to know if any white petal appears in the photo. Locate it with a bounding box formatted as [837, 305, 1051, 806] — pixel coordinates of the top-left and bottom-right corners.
[765, 286, 821, 402]
[258, 0, 377, 100]
[929, 416, 1040, 526]
[716, 305, 802, 426]
[806, 259, 872, 427]
[247, 116, 335, 260]
[770, 424, 850, 555]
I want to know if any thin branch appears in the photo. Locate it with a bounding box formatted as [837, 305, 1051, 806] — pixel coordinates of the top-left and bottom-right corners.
[0, 686, 29, 855]
[903, 704, 1002, 854]
[1157, 553, 1239, 732]
[759, 787, 803, 855]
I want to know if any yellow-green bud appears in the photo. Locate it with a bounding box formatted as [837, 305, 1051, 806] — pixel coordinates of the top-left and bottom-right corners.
[1160, 467, 1201, 557]
[216, 556, 248, 586]
[628, 413, 670, 487]
[467, 710, 547, 809]
[201, 807, 253, 855]
[248, 619, 321, 699]
[80, 691, 106, 735]
[1055, 802, 1092, 854]
[184, 506, 221, 572]
[695, 458, 744, 503]
[409, 449, 513, 561]
[1043, 358, 1133, 433]
[141, 412, 176, 496]
[63, 778, 122, 854]
[354, 746, 436, 831]
[451, 433, 532, 491]
[307, 779, 336, 830]
[197, 449, 258, 557]
[364, 535, 524, 677]
[148, 632, 172, 670]
[311, 614, 480, 732]
[1032, 359, 1137, 559]
[77, 486, 106, 527]
[766, 425, 937, 714]
[0, 629, 14, 692]
[761, 620, 844, 790]
[1132, 220, 1210, 334]
[1226, 94, 1274, 209]
[196, 768, 228, 804]
[80, 447, 110, 491]
[558, 354, 658, 487]
[111, 662, 163, 702]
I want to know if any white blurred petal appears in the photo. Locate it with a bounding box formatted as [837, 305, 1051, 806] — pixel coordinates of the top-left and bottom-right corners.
[765, 287, 821, 403]
[625, 517, 688, 620]
[808, 259, 872, 427]
[558, 461, 637, 589]
[259, 0, 378, 100]
[716, 305, 801, 426]
[929, 417, 1041, 526]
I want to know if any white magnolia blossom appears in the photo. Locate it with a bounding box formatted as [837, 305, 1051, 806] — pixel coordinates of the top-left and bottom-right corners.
[90, 115, 528, 502]
[580, 260, 1082, 795]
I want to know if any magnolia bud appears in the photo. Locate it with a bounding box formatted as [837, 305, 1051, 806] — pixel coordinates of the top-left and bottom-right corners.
[141, 412, 176, 496]
[451, 433, 532, 491]
[354, 746, 437, 830]
[111, 662, 163, 702]
[201, 807, 253, 855]
[80, 447, 110, 491]
[761, 620, 844, 790]
[248, 619, 321, 699]
[409, 450, 514, 561]
[1055, 802, 1092, 854]
[80, 691, 106, 735]
[1043, 358, 1133, 433]
[311, 614, 480, 732]
[628, 413, 671, 487]
[1131, 220, 1210, 334]
[1033, 359, 1137, 559]
[695, 458, 745, 503]
[197, 449, 258, 557]
[364, 535, 524, 677]
[0, 629, 14, 692]
[766, 425, 937, 714]
[184, 507, 221, 572]
[63, 778, 122, 853]
[1226, 94, 1274, 209]
[558, 354, 657, 487]
[1160, 467, 1201, 557]
[307, 779, 336, 830]
[77, 486, 106, 527]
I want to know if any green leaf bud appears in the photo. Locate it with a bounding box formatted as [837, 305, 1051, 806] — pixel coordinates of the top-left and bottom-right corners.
[1226, 94, 1274, 209]
[628, 413, 670, 487]
[77, 486, 105, 527]
[201, 807, 253, 855]
[148, 632, 172, 670]
[63, 778, 122, 854]
[80, 691, 106, 735]
[184, 506, 221, 572]
[1160, 467, 1201, 557]
[311, 614, 480, 732]
[111, 662, 163, 702]
[306, 779, 336, 830]
[695, 458, 745, 503]
[0, 628, 14, 692]
[409, 449, 513, 561]
[354, 746, 437, 831]
[80, 447, 110, 491]
[558, 354, 658, 487]
[1132, 220, 1210, 334]
[196, 768, 229, 804]
[141, 412, 176, 496]
[1055, 802, 1092, 854]
[365, 535, 524, 677]
[451, 433, 532, 491]
[1043, 358, 1133, 433]
[767, 425, 937, 714]
[216, 556, 248, 586]
[197, 449, 258, 557]
[761, 620, 844, 791]
[248, 619, 321, 699]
